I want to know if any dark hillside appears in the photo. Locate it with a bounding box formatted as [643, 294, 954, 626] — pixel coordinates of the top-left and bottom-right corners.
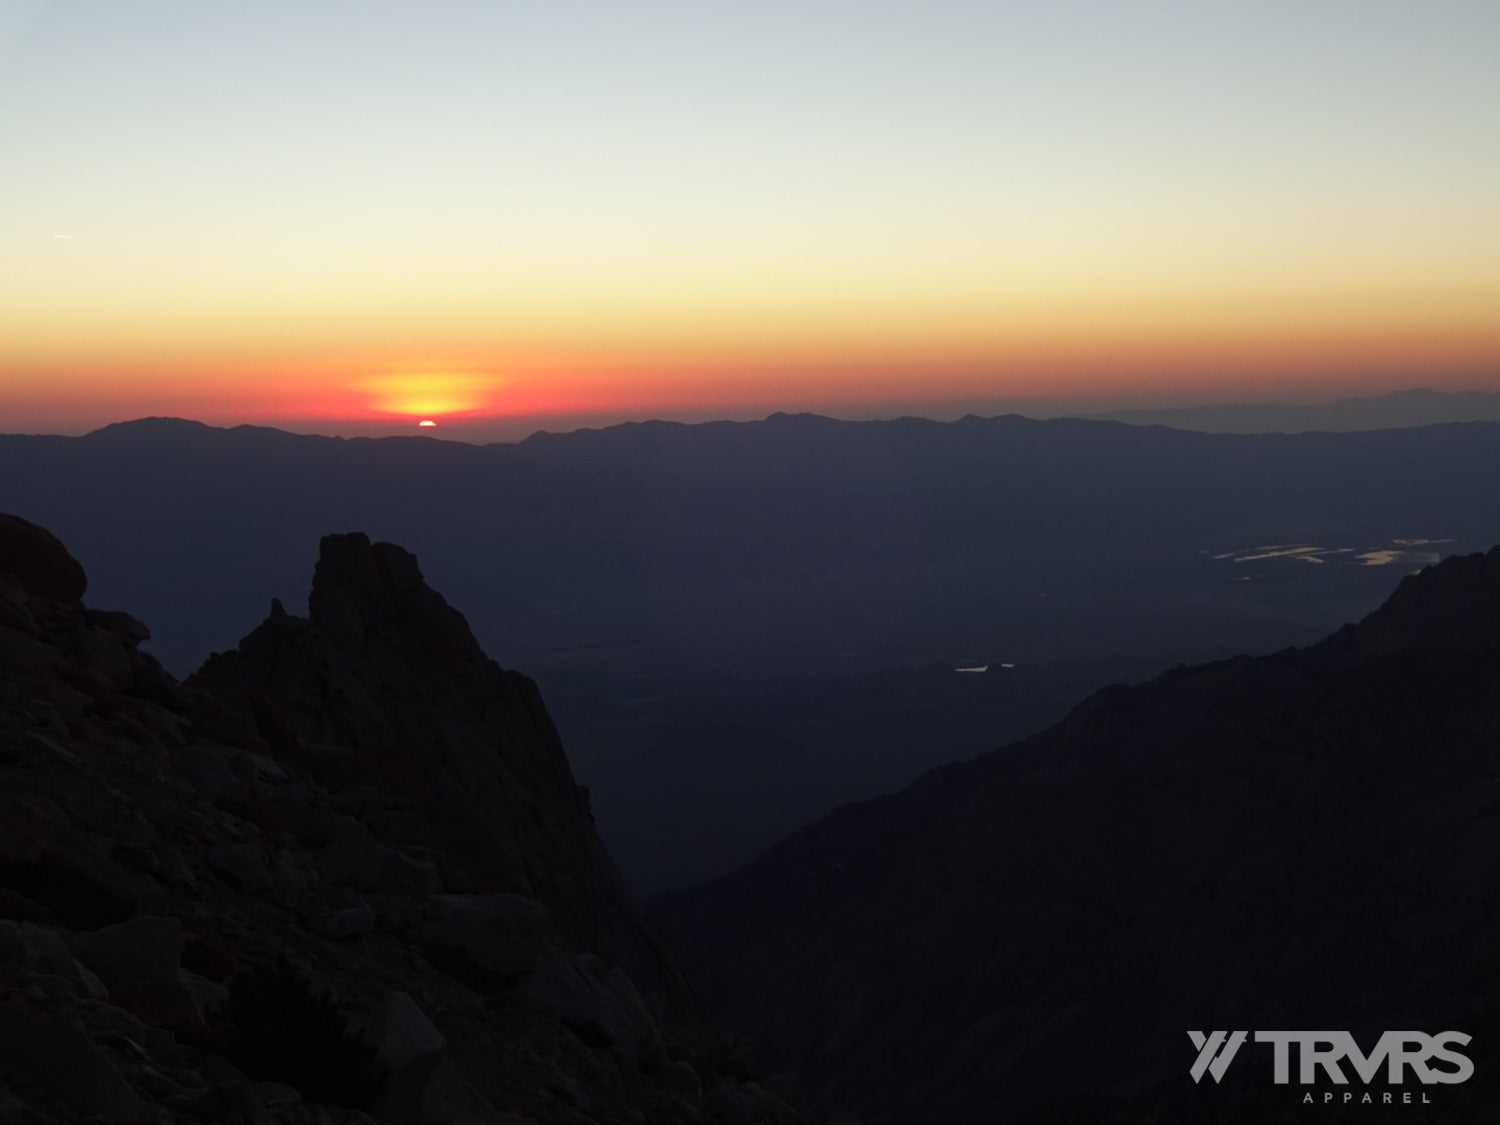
[0, 512, 823, 1125]
[656, 545, 1500, 1123]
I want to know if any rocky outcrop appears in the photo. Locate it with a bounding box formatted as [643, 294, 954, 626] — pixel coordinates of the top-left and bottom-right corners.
[656, 547, 1500, 1123]
[0, 513, 87, 606]
[191, 532, 695, 1023]
[0, 516, 833, 1125]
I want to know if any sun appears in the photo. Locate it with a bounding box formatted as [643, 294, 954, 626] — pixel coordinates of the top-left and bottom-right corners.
[357, 373, 493, 420]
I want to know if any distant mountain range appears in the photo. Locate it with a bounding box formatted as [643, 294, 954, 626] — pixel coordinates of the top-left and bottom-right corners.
[7, 409, 1499, 678]
[1089, 387, 1500, 433]
[4, 409, 1500, 892]
[655, 544, 1500, 1123]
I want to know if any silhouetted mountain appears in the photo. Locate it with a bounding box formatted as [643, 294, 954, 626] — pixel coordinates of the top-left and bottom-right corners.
[5, 412, 1500, 892]
[0, 515, 823, 1125]
[655, 545, 1500, 1123]
[190, 531, 695, 1019]
[1091, 387, 1500, 433]
[1321, 545, 1500, 657]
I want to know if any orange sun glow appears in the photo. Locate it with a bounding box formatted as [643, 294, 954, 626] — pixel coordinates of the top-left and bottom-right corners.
[356, 373, 497, 418]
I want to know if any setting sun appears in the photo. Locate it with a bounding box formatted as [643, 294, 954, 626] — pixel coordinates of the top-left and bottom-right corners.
[1, 1, 1497, 439]
[356, 373, 498, 418]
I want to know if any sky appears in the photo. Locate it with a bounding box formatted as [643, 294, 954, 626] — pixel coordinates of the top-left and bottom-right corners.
[2, 0, 1498, 439]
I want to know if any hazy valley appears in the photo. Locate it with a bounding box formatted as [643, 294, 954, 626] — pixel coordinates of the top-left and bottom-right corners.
[657, 543, 1500, 1122]
[5, 407, 1500, 891]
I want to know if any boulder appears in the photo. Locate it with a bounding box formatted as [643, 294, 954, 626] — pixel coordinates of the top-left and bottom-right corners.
[206, 843, 274, 892]
[0, 1009, 145, 1124]
[109, 973, 205, 1026]
[167, 743, 245, 805]
[0, 513, 87, 605]
[654, 1059, 700, 1093]
[372, 984, 447, 1122]
[377, 847, 444, 895]
[70, 623, 136, 689]
[704, 1085, 756, 1125]
[416, 1058, 504, 1125]
[311, 903, 377, 938]
[0, 790, 139, 928]
[68, 914, 184, 984]
[181, 967, 230, 1013]
[759, 1073, 806, 1110]
[413, 893, 551, 977]
[741, 1083, 805, 1125]
[519, 952, 660, 1059]
[84, 607, 151, 645]
[0, 625, 61, 672]
[253, 785, 329, 844]
[0, 919, 106, 997]
[372, 989, 447, 1071]
[316, 815, 385, 889]
[0, 572, 35, 629]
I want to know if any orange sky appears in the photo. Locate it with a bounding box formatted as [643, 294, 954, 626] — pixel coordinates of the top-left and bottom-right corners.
[7, 280, 1497, 436]
[2, 2, 1498, 438]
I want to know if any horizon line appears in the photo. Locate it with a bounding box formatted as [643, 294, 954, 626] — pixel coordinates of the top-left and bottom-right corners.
[6, 384, 1500, 446]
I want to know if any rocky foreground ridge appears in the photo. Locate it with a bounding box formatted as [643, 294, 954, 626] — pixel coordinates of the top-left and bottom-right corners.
[0, 513, 827, 1125]
[657, 546, 1500, 1123]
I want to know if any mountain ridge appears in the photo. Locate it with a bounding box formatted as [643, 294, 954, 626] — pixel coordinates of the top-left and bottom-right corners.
[14, 409, 1500, 675]
[70, 385, 1500, 446]
[1089, 387, 1500, 433]
[654, 543, 1500, 1123]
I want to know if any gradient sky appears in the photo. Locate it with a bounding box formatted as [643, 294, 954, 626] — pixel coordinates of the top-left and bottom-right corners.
[2, 0, 1498, 437]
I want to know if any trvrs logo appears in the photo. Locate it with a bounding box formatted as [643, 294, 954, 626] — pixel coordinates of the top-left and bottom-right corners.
[1189, 1030, 1473, 1089]
[1188, 1030, 1248, 1084]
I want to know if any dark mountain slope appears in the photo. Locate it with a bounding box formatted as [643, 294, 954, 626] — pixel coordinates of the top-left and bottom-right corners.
[191, 531, 695, 1019]
[1319, 544, 1500, 658]
[0, 513, 823, 1125]
[654, 545, 1500, 1123]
